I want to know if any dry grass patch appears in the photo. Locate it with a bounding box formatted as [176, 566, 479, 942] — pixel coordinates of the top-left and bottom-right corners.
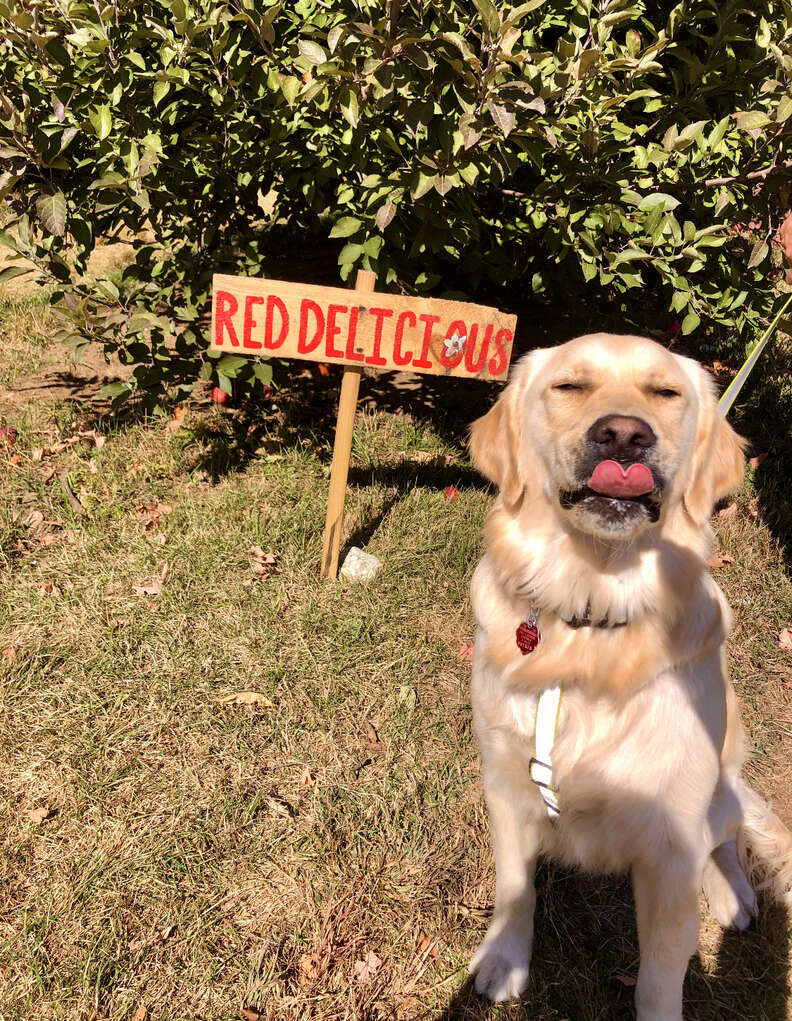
[0, 301, 791, 1021]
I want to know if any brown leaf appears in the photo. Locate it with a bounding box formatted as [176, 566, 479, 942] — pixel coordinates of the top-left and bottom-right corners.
[2, 645, 18, 659]
[396, 997, 423, 1019]
[251, 547, 279, 579]
[240, 1010, 262, 1021]
[28, 806, 53, 824]
[316, 363, 331, 377]
[718, 502, 737, 520]
[749, 452, 768, 470]
[457, 640, 475, 661]
[354, 949, 382, 986]
[131, 1008, 148, 1021]
[298, 950, 327, 986]
[216, 691, 274, 706]
[779, 628, 792, 652]
[166, 406, 187, 433]
[364, 720, 386, 754]
[38, 531, 61, 548]
[32, 447, 44, 461]
[110, 617, 129, 628]
[615, 973, 637, 987]
[415, 930, 439, 963]
[301, 767, 316, 788]
[443, 485, 459, 501]
[707, 554, 734, 569]
[128, 924, 175, 952]
[37, 582, 61, 597]
[133, 581, 161, 597]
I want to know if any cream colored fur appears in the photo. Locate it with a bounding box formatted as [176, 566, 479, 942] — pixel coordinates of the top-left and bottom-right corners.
[467, 333, 792, 1020]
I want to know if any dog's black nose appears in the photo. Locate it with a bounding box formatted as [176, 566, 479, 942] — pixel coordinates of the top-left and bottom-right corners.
[587, 415, 657, 460]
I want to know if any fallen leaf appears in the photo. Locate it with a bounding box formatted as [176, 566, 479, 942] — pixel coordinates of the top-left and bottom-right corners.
[396, 997, 423, 1019]
[749, 452, 768, 470]
[145, 600, 158, 611]
[166, 406, 187, 433]
[251, 547, 279, 579]
[316, 362, 331, 377]
[707, 554, 734, 569]
[415, 930, 439, 963]
[443, 485, 459, 501]
[747, 503, 759, 522]
[0, 426, 18, 448]
[299, 950, 327, 986]
[131, 1007, 148, 1021]
[23, 509, 45, 530]
[397, 450, 452, 467]
[89, 460, 99, 475]
[216, 691, 274, 706]
[128, 924, 175, 952]
[364, 720, 386, 754]
[110, 617, 129, 628]
[28, 806, 53, 824]
[779, 628, 792, 652]
[37, 582, 61, 597]
[2, 646, 18, 659]
[32, 447, 44, 461]
[301, 767, 316, 788]
[133, 581, 161, 597]
[38, 532, 61, 548]
[240, 1009, 261, 1021]
[718, 502, 737, 520]
[457, 640, 475, 661]
[615, 973, 637, 987]
[354, 949, 382, 986]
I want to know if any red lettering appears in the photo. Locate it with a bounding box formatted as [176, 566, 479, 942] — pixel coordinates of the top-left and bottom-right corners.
[214, 290, 239, 347]
[413, 313, 440, 369]
[264, 295, 289, 350]
[344, 306, 363, 362]
[464, 323, 491, 375]
[393, 310, 416, 367]
[440, 319, 468, 369]
[298, 299, 324, 354]
[242, 295, 265, 350]
[488, 328, 513, 378]
[365, 307, 393, 366]
[325, 303, 347, 359]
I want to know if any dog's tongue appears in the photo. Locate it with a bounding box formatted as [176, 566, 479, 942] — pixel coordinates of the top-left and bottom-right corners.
[587, 460, 654, 498]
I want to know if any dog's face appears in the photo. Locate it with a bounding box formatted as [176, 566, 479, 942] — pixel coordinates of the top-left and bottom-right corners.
[471, 334, 744, 540]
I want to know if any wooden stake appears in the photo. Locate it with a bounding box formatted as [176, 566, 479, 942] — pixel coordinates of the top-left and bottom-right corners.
[320, 269, 377, 579]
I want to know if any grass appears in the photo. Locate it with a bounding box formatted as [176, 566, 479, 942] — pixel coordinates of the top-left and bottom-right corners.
[0, 297, 791, 1021]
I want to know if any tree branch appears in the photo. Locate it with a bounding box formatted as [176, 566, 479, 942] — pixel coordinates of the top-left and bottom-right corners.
[704, 159, 792, 188]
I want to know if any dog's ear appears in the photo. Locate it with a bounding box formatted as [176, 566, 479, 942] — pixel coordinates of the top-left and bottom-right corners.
[683, 366, 746, 525]
[469, 381, 527, 509]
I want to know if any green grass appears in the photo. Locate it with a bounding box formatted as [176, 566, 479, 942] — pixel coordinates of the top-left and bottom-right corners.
[1, 302, 791, 1021]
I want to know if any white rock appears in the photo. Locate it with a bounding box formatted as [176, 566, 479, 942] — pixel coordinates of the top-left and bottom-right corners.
[339, 546, 383, 582]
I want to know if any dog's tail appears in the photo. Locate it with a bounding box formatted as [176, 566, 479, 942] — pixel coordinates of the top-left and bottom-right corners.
[737, 780, 792, 906]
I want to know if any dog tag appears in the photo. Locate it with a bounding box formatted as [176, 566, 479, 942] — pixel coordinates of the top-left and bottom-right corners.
[516, 609, 541, 654]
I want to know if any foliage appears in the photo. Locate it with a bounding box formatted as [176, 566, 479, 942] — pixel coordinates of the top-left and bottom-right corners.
[1, 0, 792, 408]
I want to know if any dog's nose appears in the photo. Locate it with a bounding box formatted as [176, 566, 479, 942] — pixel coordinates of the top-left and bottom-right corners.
[587, 415, 657, 460]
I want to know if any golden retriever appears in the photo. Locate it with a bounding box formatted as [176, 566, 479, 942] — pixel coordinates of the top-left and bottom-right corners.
[467, 333, 792, 1020]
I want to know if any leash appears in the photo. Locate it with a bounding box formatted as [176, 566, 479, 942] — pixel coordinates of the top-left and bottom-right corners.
[529, 291, 791, 820]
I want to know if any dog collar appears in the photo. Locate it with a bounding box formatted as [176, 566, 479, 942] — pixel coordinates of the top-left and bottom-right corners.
[529, 685, 562, 820]
[516, 605, 626, 655]
[563, 605, 628, 629]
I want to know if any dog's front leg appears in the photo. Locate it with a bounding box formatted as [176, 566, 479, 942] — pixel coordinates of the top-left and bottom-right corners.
[632, 856, 702, 1021]
[469, 774, 540, 1002]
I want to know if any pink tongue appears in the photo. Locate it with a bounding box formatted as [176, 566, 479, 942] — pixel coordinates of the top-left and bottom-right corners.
[587, 460, 654, 498]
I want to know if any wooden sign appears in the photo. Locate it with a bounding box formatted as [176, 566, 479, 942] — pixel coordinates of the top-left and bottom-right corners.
[211, 274, 516, 381]
[210, 271, 518, 579]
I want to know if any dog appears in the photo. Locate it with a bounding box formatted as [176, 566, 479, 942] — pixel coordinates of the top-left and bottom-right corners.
[467, 333, 792, 1020]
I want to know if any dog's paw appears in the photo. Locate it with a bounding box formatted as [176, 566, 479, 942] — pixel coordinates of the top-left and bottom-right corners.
[469, 928, 531, 1002]
[703, 857, 758, 931]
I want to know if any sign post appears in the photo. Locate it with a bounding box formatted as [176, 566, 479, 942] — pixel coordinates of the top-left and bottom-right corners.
[320, 269, 375, 579]
[210, 269, 517, 579]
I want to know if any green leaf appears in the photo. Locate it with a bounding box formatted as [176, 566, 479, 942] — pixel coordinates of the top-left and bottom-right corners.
[681, 311, 700, 335]
[217, 354, 249, 377]
[732, 110, 769, 131]
[36, 190, 67, 235]
[89, 104, 112, 140]
[298, 39, 327, 65]
[471, 0, 500, 33]
[329, 216, 362, 239]
[96, 381, 132, 400]
[375, 202, 396, 231]
[153, 81, 171, 106]
[340, 87, 359, 127]
[0, 265, 33, 284]
[747, 240, 769, 269]
[488, 102, 515, 137]
[638, 193, 680, 212]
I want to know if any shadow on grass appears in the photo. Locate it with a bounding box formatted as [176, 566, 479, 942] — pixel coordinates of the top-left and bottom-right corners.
[433, 872, 790, 1020]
